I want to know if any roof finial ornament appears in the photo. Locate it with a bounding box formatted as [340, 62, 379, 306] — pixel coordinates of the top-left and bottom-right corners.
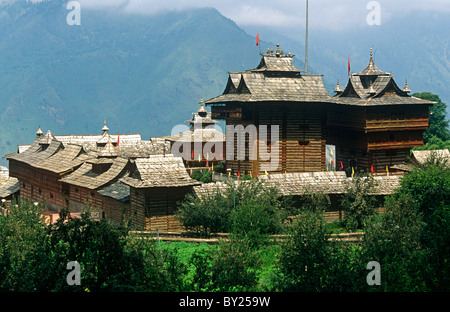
[198, 96, 207, 115]
[102, 119, 109, 134]
[403, 79, 411, 93]
[334, 79, 343, 94]
[36, 125, 43, 137]
[369, 47, 375, 66]
[275, 44, 280, 57]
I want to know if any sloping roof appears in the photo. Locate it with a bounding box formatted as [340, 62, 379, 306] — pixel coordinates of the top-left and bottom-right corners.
[162, 99, 225, 144]
[97, 137, 118, 157]
[54, 133, 142, 148]
[193, 172, 401, 199]
[97, 181, 130, 202]
[116, 140, 169, 158]
[337, 49, 435, 107]
[259, 172, 400, 196]
[59, 157, 130, 190]
[120, 155, 201, 188]
[252, 52, 301, 72]
[412, 149, 450, 164]
[5, 138, 63, 166]
[0, 175, 20, 199]
[34, 144, 94, 174]
[164, 127, 225, 143]
[0, 167, 20, 199]
[205, 44, 337, 105]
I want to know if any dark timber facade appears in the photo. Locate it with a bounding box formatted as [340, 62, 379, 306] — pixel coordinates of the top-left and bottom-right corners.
[205, 45, 433, 176]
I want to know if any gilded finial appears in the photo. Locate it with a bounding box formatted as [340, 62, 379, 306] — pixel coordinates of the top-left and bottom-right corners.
[102, 119, 109, 133]
[36, 125, 43, 137]
[403, 79, 411, 93]
[198, 96, 207, 115]
[334, 79, 343, 94]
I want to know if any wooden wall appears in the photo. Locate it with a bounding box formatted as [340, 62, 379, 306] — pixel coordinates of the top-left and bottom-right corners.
[67, 185, 103, 213]
[9, 161, 68, 211]
[365, 105, 429, 131]
[129, 186, 192, 232]
[213, 102, 326, 176]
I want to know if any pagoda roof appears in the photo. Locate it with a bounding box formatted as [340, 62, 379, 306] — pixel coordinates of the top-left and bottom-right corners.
[337, 48, 435, 107]
[205, 44, 338, 105]
[164, 98, 225, 143]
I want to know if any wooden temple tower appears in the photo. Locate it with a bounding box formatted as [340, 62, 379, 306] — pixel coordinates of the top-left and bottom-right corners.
[205, 45, 433, 176]
[330, 48, 433, 175]
[205, 44, 337, 176]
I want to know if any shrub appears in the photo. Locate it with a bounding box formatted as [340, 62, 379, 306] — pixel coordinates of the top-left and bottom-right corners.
[209, 237, 260, 292]
[340, 173, 379, 232]
[177, 187, 233, 237]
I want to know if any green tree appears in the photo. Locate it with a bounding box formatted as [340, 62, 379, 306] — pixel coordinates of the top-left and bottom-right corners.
[412, 92, 450, 143]
[364, 155, 450, 291]
[340, 173, 380, 232]
[363, 196, 429, 291]
[276, 211, 332, 291]
[0, 200, 187, 292]
[177, 187, 233, 237]
[230, 179, 289, 248]
[209, 237, 260, 292]
[0, 199, 47, 291]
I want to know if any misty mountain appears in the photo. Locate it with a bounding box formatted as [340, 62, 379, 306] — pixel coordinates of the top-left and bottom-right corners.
[0, 0, 270, 165]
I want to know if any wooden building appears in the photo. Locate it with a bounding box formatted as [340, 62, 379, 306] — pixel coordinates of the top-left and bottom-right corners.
[205, 44, 339, 176]
[4, 122, 169, 223]
[205, 45, 433, 176]
[330, 48, 434, 174]
[0, 166, 19, 203]
[120, 155, 201, 231]
[163, 98, 226, 175]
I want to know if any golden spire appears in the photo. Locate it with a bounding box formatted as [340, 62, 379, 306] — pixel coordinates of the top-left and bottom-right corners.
[36, 125, 43, 137]
[102, 119, 109, 134]
[403, 79, 411, 93]
[334, 80, 343, 94]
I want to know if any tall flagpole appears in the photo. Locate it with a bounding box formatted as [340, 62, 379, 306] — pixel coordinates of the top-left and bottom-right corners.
[305, 0, 309, 74]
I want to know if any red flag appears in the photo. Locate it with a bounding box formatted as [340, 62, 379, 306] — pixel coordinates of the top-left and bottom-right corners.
[191, 150, 194, 159]
[256, 32, 259, 46]
[238, 170, 241, 178]
[347, 55, 351, 76]
[371, 164, 374, 174]
[116, 132, 120, 147]
[340, 161, 344, 169]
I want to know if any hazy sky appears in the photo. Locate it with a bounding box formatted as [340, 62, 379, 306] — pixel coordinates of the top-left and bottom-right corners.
[74, 0, 450, 31]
